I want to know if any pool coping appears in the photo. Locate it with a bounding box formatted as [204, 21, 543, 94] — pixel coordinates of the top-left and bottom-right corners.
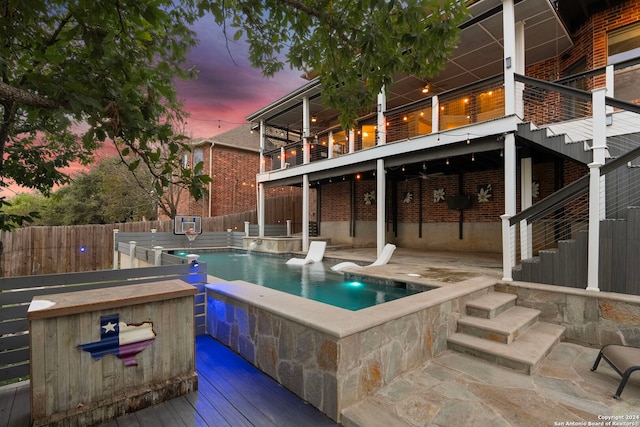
[205, 273, 497, 339]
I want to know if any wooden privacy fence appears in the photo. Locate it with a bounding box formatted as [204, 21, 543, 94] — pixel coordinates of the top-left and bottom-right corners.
[0, 195, 303, 277]
[0, 262, 208, 385]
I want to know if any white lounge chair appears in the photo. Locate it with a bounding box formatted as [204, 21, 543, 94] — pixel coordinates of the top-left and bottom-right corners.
[331, 243, 396, 272]
[285, 241, 327, 265]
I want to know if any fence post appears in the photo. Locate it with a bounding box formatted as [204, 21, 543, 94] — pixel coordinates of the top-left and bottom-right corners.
[286, 220, 292, 237]
[154, 246, 163, 266]
[129, 241, 136, 269]
[113, 229, 119, 270]
[151, 228, 157, 247]
[244, 221, 250, 237]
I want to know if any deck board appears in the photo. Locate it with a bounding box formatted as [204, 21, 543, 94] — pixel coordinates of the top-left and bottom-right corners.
[2, 336, 339, 427]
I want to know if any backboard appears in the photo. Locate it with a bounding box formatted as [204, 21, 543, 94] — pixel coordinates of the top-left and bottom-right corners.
[173, 215, 202, 235]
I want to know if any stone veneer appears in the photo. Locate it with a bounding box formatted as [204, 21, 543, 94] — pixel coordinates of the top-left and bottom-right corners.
[496, 281, 640, 347]
[205, 276, 493, 422]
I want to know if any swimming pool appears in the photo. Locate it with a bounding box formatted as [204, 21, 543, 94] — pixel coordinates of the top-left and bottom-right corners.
[178, 251, 426, 310]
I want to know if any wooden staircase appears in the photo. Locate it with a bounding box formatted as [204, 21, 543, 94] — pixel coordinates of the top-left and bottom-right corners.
[447, 291, 565, 375]
[516, 122, 591, 164]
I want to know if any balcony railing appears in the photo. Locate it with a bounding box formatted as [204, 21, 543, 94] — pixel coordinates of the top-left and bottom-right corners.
[262, 59, 640, 173]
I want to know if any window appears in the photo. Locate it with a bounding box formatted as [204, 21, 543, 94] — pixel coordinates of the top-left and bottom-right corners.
[608, 23, 640, 102]
[193, 148, 204, 167]
[360, 125, 376, 148]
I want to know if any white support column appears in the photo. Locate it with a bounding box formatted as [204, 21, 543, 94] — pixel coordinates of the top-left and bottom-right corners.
[302, 174, 310, 252]
[280, 146, 286, 169]
[328, 130, 334, 159]
[259, 120, 266, 173]
[504, 133, 517, 268]
[377, 89, 386, 145]
[503, 0, 516, 116]
[605, 65, 615, 123]
[520, 157, 533, 259]
[501, 215, 514, 281]
[258, 183, 265, 237]
[303, 97, 311, 164]
[587, 162, 602, 292]
[585, 87, 607, 291]
[376, 159, 386, 256]
[432, 95, 440, 133]
[514, 21, 525, 118]
[244, 221, 250, 237]
[593, 87, 608, 221]
[349, 129, 355, 153]
[605, 65, 615, 99]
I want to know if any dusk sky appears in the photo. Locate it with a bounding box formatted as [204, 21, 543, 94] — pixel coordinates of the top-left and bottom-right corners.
[176, 17, 307, 138]
[2, 17, 305, 198]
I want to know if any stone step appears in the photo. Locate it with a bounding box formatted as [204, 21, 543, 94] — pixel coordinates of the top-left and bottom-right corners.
[447, 322, 566, 375]
[457, 306, 540, 344]
[465, 292, 517, 319]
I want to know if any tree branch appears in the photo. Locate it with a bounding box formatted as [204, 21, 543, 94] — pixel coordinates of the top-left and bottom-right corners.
[0, 81, 62, 109]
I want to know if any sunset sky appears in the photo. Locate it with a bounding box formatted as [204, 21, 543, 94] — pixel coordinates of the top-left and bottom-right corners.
[2, 17, 306, 198]
[176, 17, 307, 138]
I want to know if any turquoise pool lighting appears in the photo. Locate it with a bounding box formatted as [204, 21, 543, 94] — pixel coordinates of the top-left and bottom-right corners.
[185, 251, 427, 311]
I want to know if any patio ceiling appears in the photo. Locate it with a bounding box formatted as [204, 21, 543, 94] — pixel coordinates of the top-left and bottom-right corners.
[246, 0, 572, 133]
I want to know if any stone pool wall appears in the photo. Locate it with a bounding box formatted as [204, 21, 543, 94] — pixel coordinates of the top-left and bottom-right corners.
[205, 278, 492, 422]
[496, 281, 640, 347]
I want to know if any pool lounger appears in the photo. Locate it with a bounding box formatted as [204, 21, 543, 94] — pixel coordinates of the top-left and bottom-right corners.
[285, 241, 327, 265]
[331, 243, 396, 272]
[591, 344, 640, 399]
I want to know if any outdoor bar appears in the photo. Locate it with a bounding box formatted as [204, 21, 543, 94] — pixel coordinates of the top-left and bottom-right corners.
[27, 280, 198, 426]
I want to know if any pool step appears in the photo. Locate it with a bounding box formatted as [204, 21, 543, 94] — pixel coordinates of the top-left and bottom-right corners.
[457, 306, 540, 344]
[465, 292, 517, 319]
[447, 291, 565, 375]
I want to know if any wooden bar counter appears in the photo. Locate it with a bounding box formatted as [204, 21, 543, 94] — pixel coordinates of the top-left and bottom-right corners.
[28, 280, 198, 427]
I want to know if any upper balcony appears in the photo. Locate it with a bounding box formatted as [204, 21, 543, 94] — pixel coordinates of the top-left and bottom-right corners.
[248, 0, 587, 174]
[261, 76, 507, 171]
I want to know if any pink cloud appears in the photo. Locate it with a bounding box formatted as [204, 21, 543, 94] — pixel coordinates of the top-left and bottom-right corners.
[176, 17, 306, 137]
[1, 17, 306, 198]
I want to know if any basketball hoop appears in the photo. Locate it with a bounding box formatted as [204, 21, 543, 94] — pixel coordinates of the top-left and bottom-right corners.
[185, 231, 199, 248]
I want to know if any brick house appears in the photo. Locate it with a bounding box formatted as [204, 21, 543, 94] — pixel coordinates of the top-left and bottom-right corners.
[173, 123, 306, 225]
[172, 124, 261, 218]
[247, 0, 640, 293]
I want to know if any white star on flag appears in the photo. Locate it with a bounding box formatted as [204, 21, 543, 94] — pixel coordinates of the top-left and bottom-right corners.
[102, 322, 117, 333]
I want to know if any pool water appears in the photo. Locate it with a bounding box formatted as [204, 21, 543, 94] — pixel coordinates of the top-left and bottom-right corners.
[181, 251, 426, 311]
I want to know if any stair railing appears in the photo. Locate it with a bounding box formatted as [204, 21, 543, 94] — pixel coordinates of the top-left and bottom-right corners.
[505, 70, 640, 290]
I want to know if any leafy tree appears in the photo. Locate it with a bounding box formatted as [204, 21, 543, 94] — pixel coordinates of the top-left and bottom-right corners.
[206, 0, 468, 126]
[49, 173, 106, 225]
[0, 193, 45, 227]
[95, 157, 158, 223]
[14, 157, 159, 225]
[1, 0, 466, 231]
[0, 0, 209, 229]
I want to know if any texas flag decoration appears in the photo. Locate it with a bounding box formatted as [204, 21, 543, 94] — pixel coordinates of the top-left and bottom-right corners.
[78, 313, 156, 366]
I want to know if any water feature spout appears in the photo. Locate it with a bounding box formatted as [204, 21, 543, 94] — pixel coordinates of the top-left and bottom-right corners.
[247, 239, 262, 254]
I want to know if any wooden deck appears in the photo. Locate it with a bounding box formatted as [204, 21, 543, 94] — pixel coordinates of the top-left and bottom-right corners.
[1, 335, 339, 427]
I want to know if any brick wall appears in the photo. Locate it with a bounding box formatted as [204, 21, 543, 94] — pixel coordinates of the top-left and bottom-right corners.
[174, 143, 304, 219]
[527, 0, 640, 80]
[210, 147, 259, 216]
